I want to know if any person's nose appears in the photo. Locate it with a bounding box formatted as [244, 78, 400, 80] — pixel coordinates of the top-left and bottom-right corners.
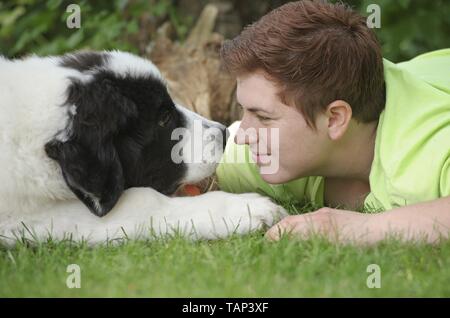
[234, 117, 257, 145]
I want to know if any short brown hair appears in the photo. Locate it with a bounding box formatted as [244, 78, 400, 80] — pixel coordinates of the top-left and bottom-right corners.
[221, 0, 385, 128]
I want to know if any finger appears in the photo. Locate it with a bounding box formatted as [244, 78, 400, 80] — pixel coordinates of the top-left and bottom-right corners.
[265, 223, 284, 241]
[265, 220, 295, 241]
[266, 214, 322, 241]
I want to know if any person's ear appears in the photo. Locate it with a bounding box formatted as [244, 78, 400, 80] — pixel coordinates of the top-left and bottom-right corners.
[45, 76, 138, 217]
[325, 100, 352, 140]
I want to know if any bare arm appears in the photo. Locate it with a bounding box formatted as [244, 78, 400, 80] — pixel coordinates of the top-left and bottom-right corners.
[369, 195, 450, 243]
[266, 196, 450, 244]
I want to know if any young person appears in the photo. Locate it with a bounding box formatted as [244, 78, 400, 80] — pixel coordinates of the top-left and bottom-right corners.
[216, 0, 450, 244]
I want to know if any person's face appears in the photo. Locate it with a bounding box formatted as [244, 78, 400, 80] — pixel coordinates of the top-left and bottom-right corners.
[235, 71, 330, 184]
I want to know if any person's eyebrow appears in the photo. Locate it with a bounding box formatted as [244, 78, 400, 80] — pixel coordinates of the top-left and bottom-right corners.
[238, 103, 273, 114]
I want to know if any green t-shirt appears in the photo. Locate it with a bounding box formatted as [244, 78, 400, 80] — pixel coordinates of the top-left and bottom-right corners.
[216, 49, 450, 211]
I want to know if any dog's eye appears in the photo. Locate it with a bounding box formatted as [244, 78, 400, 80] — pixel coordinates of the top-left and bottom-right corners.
[158, 110, 171, 127]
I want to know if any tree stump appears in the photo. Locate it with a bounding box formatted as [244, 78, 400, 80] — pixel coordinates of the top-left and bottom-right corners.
[147, 4, 242, 125]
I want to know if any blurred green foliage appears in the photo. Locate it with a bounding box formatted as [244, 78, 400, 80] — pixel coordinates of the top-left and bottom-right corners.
[0, 0, 192, 57]
[345, 0, 450, 61]
[0, 0, 448, 61]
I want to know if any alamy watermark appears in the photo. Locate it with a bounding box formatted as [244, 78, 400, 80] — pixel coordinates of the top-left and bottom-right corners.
[65, 3, 381, 30]
[366, 264, 381, 288]
[366, 4, 381, 29]
[66, 4, 81, 29]
[66, 264, 81, 288]
[170, 119, 280, 175]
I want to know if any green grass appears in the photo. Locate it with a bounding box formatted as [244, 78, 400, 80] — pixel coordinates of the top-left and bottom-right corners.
[1, 201, 449, 297]
[1, 233, 450, 297]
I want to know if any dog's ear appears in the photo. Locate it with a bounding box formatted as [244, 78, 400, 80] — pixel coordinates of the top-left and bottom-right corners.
[45, 76, 138, 216]
[45, 140, 124, 216]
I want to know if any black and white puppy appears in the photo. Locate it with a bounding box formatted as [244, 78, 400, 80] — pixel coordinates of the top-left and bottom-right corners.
[0, 50, 285, 245]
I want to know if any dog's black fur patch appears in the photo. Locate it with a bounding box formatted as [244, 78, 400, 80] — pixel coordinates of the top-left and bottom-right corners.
[60, 51, 109, 72]
[46, 57, 187, 217]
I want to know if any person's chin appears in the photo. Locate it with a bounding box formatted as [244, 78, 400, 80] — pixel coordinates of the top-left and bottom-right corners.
[259, 170, 290, 184]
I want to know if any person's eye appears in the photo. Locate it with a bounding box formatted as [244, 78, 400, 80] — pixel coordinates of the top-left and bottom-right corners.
[158, 110, 172, 127]
[256, 114, 271, 122]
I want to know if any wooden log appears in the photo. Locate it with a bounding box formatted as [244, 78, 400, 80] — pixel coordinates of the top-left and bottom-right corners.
[147, 4, 241, 125]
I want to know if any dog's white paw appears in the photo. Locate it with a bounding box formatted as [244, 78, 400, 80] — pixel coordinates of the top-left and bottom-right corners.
[187, 192, 288, 239]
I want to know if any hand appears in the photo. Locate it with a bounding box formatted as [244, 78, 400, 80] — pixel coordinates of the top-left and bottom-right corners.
[265, 207, 377, 244]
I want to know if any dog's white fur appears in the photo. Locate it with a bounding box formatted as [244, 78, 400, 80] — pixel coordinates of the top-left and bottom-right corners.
[0, 52, 286, 246]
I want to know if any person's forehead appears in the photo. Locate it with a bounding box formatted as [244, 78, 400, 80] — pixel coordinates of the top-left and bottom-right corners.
[236, 72, 281, 110]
